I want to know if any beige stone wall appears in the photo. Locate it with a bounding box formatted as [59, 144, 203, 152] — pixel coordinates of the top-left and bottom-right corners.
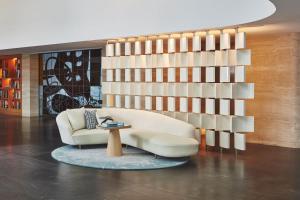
[22, 54, 40, 117]
[246, 33, 300, 148]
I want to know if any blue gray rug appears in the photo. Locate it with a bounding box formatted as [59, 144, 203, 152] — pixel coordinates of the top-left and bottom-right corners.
[51, 145, 189, 170]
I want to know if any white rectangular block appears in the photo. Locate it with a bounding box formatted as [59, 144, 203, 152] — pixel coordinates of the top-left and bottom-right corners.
[216, 115, 232, 131]
[235, 66, 246, 82]
[145, 68, 152, 82]
[125, 69, 131, 82]
[235, 32, 246, 49]
[125, 42, 131, 56]
[220, 67, 230, 82]
[220, 132, 230, 149]
[201, 114, 216, 129]
[176, 83, 188, 97]
[180, 37, 188, 52]
[188, 83, 201, 97]
[206, 34, 215, 51]
[220, 32, 231, 50]
[145, 40, 152, 55]
[193, 52, 201, 66]
[180, 68, 188, 82]
[114, 69, 121, 82]
[156, 39, 164, 54]
[220, 99, 230, 115]
[180, 97, 188, 112]
[234, 133, 246, 150]
[202, 83, 216, 98]
[192, 67, 201, 82]
[216, 83, 233, 99]
[206, 67, 215, 82]
[167, 83, 176, 96]
[156, 68, 163, 82]
[192, 98, 201, 113]
[175, 112, 188, 122]
[168, 38, 176, 53]
[134, 69, 141, 82]
[235, 100, 245, 116]
[206, 130, 215, 146]
[192, 35, 201, 51]
[156, 97, 163, 111]
[106, 69, 113, 82]
[232, 116, 254, 132]
[188, 113, 201, 127]
[134, 96, 141, 109]
[125, 95, 131, 108]
[106, 95, 115, 107]
[115, 43, 121, 56]
[135, 41, 141, 55]
[106, 44, 114, 57]
[145, 96, 152, 110]
[168, 97, 175, 112]
[205, 98, 215, 114]
[115, 95, 121, 108]
[232, 83, 254, 99]
[168, 68, 176, 82]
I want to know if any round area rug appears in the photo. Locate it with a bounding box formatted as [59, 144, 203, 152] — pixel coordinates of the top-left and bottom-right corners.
[51, 145, 189, 170]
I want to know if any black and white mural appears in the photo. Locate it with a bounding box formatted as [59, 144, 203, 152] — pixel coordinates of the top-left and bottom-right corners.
[41, 49, 102, 115]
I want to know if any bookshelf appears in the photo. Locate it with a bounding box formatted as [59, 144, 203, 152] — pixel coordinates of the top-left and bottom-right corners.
[0, 56, 22, 115]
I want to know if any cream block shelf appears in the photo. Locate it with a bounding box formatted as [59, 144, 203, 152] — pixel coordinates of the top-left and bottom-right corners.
[122, 82, 134, 95]
[206, 34, 215, 51]
[145, 40, 152, 55]
[193, 52, 201, 66]
[135, 41, 141, 55]
[145, 96, 152, 110]
[152, 83, 164, 96]
[156, 54, 164, 68]
[115, 95, 122, 108]
[216, 115, 232, 131]
[134, 96, 141, 109]
[156, 96, 163, 111]
[114, 57, 121, 68]
[168, 68, 176, 82]
[145, 68, 152, 82]
[205, 130, 215, 146]
[180, 97, 188, 112]
[133, 83, 145, 96]
[192, 35, 201, 52]
[115, 69, 121, 81]
[180, 37, 188, 52]
[192, 98, 201, 113]
[106, 69, 113, 82]
[156, 68, 163, 82]
[146, 55, 153, 68]
[102, 57, 109, 69]
[168, 38, 176, 53]
[180, 68, 188, 82]
[135, 55, 146, 68]
[134, 69, 141, 82]
[166, 83, 176, 96]
[234, 100, 245, 116]
[234, 132, 246, 150]
[115, 43, 121, 56]
[201, 114, 216, 129]
[156, 39, 164, 54]
[192, 67, 201, 82]
[235, 66, 246, 82]
[163, 111, 175, 118]
[220, 67, 230, 82]
[216, 83, 232, 99]
[188, 83, 202, 97]
[215, 50, 229, 66]
[232, 83, 254, 99]
[175, 112, 188, 122]
[232, 116, 254, 132]
[111, 82, 121, 94]
[220, 99, 230, 115]
[229, 49, 251, 66]
[235, 32, 246, 49]
[168, 53, 176, 67]
[202, 83, 216, 98]
[124, 95, 132, 108]
[145, 83, 153, 96]
[188, 113, 201, 127]
[125, 69, 131, 82]
[102, 82, 111, 94]
[125, 42, 131, 56]
[205, 98, 215, 114]
[167, 97, 175, 112]
[220, 32, 231, 50]
[206, 67, 215, 82]
[220, 131, 230, 149]
[106, 44, 114, 57]
[201, 52, 215, 66]
[175, 83, 188, 97]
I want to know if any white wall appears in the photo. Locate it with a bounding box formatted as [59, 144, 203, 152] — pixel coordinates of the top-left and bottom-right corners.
[0, 0, 275, 50]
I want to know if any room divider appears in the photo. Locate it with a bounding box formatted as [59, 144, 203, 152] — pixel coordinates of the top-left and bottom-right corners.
[101, 30, 254, 152]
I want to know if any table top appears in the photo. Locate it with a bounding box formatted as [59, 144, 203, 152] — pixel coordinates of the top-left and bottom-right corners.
[101, 125, 131, 130]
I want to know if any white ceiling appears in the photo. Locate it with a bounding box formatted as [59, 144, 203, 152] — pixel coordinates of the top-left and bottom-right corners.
[1, 0, 300, 55]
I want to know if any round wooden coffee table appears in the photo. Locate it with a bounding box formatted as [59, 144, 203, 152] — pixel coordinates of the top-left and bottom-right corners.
[103, 125, 131, 157]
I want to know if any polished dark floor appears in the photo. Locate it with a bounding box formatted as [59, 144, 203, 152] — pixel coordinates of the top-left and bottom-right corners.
[0, 115, 299, 200]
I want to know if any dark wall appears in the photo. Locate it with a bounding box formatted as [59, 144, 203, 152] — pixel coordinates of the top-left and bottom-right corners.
[41, 49, 102, 115]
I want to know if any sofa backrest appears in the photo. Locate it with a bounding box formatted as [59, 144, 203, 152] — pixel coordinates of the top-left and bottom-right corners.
[98, 108, 195, 139]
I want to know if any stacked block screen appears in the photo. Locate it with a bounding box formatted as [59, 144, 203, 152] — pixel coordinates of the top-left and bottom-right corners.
[102, 31, 254, 151]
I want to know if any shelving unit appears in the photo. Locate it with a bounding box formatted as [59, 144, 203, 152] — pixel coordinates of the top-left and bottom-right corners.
[0, 56, 22, 115]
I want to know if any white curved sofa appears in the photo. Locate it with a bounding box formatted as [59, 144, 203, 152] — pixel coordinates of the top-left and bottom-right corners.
[56, 108, 199, 157]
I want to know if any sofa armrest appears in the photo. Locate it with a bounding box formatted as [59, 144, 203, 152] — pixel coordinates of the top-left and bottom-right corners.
[56, 112, 76, 145]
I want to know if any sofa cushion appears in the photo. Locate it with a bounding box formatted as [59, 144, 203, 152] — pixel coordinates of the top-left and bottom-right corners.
[72, 128, 109, 145]
[84, 110, 98, 129]
[66, 108, 85, 131]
